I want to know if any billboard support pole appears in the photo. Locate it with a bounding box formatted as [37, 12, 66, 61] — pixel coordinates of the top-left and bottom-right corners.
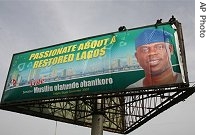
[91, 97, 104, 135]
[91, 114, 104, 135]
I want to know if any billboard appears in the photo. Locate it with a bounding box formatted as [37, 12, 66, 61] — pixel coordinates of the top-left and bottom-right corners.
[1, 23, 187, 103]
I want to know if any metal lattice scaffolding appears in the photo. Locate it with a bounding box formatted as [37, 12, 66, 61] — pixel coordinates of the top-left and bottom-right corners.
[0, 85, 194, 134]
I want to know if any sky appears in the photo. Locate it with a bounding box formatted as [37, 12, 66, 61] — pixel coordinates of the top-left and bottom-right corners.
[0, 0, 196, 135]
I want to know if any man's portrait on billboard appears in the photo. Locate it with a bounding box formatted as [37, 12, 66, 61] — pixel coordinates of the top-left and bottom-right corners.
[127, 28, 183, 88]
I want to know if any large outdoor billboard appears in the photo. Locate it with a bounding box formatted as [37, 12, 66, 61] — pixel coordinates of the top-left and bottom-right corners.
[1, 23, 188, 103]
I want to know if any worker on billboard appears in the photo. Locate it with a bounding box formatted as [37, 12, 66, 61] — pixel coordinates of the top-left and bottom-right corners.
[127, 28, 182, 88]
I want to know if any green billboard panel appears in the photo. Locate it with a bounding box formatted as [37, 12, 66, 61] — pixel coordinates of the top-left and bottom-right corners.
[1, 23, 187, 103]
